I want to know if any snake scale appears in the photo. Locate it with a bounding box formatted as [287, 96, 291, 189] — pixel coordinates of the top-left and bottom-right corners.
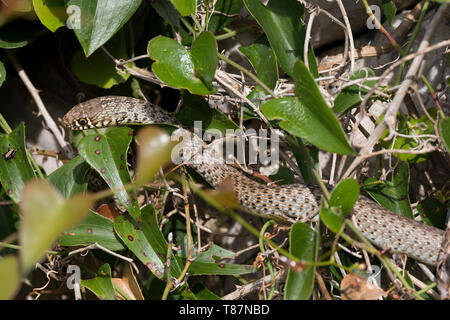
[62, 96, 445, 266]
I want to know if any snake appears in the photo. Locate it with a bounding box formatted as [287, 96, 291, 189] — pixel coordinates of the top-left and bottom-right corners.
[62, 96, 445, 266]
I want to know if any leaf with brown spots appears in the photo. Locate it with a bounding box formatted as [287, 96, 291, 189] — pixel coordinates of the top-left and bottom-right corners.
[78, 127, 140, 219]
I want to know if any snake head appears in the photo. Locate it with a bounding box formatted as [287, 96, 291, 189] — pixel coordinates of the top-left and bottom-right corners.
[61, 96, 124, 130]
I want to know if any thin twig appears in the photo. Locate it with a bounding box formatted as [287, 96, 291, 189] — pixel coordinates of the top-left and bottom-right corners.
[6, 51, 74, 159]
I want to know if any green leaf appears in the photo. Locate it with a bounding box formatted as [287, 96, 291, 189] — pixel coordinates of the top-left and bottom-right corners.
[148, 36, 216, 95]
[243, 0, 317, 77]
[269, 166, 295, 185]
[32, 0, 67, 32]
[417, 197, 447, 229]
[176, 93, 239, 132]
[170, 0, 196, 16]
[189, 283, 221, 300]
[151, 0, 181, 29]
[0, 206, 17, 242]
[284, 135, 318, 184]
[320, 207, 344, 234]
[333, 68, 377, 114]
[188, 260, 255, 276]
[78, 127, 140, 219]
[321, 179, 360, 233]
[382, 0, 396, 26]
[67, 0, 142, 56]
[0, 61, 6, 87]
[380, 113, 435, 163]
[0, 20, 39, 49]
[114, 205, 183, 279]
[0, 123, 36, 203]
[363, 163, 413, 219]
[239, 43, 278, 90]
[0, 256, 20, 299]
[81, 263, 116, 300]
[208, 0, 243, 33]
[329, 178, 360, 215]
[190, 31, 218, 90]
[70, 30, 130, 88]
[47, 155, 89, 199]
[262, 62, 355, 155]
[439, 117, 450, 154]
[19, 179, 94, 272]
[285, 222, 316, 300]
[188, 244, 255, 276]
[60, 210, 125, 251]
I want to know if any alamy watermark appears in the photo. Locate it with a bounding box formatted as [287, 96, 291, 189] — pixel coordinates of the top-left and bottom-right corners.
[66, 5, 81, 30]
[170, 121, 280, 173]
[366, 5, 381, 30]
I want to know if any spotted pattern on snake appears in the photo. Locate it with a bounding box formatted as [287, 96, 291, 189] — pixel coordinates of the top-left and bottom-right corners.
[62, 96, 445, 266]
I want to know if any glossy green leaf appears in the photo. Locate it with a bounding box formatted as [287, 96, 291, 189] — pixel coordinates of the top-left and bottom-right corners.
[176, 93, 239, 132]
[47, 155, 89, 199]
[243, 0, 317, 77]
[0, 61, 6, 87]
[135, 127, 177, 186]
[170, 0, 196, 16]
[321, 179, 360, 233]
[67, 0, 142, 56]
[148, 36, 216, 95]
[239, 43, 278, 90]
[329, 178, 360, 215]
[0, 20, 39, 49]
[19, 179, 94, 272]
[81, 263, 116, 300]
[262, 62, 355, 155]
[285, 222, 316, 300]
[60, 210, 125, 251]
[208, 0, 243, 33]
[320, 207, 344, 234]
[417, 197, 447, 229]
[32, 0, 67, 32]
[114, 205, 182, 279]
[333, 68, 377, 114]
[0, 256, 20, 299]
[439, 117, 450, 154]
[363, 163, 413, 219]
[0, 123, 36, 203]
[70, 31, 130, 88]
[190, 31, 217, 90]
[78, 127, 140, 219]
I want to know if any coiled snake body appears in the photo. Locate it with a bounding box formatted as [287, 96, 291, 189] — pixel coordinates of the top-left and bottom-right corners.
[62, 96, 445, 266]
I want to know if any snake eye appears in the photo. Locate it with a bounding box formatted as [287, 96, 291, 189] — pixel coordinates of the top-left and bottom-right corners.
[78, 118, 88, 126]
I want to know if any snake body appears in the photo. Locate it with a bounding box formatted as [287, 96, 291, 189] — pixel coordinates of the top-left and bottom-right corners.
[62, 96, 445, 266]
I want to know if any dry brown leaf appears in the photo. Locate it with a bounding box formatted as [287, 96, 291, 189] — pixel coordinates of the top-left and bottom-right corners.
[96, 203, 120, 221]
[111, 262, 144, 300]
[341, 273, 386, 300]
